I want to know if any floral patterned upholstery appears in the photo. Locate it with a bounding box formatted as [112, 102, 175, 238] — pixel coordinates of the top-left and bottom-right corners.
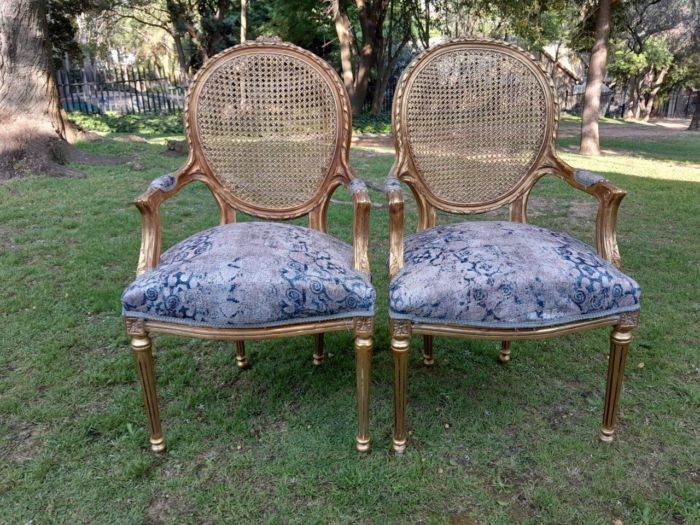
[122, 222, 375, 328]
[390, 221, 640, 328]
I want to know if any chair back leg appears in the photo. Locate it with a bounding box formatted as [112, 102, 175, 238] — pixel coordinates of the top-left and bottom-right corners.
[313, 333, 325, 366]
[235, 341, 250, 369]
[600, 325, 633, 442]
[131, 336, 165, 452]
[423, 335, 434, 366]
[499, 341, 512, 364]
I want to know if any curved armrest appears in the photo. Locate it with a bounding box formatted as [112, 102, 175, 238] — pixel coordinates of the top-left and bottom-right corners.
[347, 178, 371, 276]
[134, 170, 193, 276]
[551, 163, 627, 268]
[385, 168, 405, 280]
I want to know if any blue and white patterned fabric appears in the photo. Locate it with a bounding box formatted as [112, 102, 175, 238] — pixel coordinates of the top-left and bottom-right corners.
[149, 174, 177, 192]
[390, 221, 640, 328]
[122, 222, 375, 328]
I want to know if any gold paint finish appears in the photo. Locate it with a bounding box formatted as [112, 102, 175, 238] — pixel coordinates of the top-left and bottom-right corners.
[600, 326, 633, 442]
[313, 333, 324, 366]
[131, 336, 165, 453]
[235, 341, 250, 369]
[423, 335, 434, 367]
[499, 341, 511, 364]
[124, 41, 373, 452]
[387, 39, 639, 452]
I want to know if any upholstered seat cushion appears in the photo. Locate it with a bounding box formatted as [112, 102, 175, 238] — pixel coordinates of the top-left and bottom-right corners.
[390, 221, 640, 328]
[122, 222, 375, 328]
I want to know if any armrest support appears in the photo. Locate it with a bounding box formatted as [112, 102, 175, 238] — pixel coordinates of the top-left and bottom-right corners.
[134, 170, 192, 276]
[552, 163, 627, 268]
[348, 178, 371, 276]
[385, 170, 405, 280]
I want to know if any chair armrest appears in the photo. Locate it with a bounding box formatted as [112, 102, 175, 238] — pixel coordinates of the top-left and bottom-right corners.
[553, 164, 627, 268]
[348, 178, 371, 276]
[134, 171, 191, 276]
[385, 171, 405, 280]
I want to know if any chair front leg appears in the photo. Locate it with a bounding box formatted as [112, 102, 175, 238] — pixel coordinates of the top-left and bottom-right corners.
[354, 318, 373, 452]
[391, 320, 412, 453]
[600, 325, 633, 442]
[131, 336, 165, 452]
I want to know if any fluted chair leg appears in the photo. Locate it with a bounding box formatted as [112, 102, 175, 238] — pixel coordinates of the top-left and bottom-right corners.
[313, 333, 324, 366]
[391, 321, 411, 453]
[600, 325, 633, 442]
[354, 330, 373, 452]
[423, 335, 434, 367]
[235, 341, 250, 369]
[499, 340, 511, 364]
[131, 336, 165, 453]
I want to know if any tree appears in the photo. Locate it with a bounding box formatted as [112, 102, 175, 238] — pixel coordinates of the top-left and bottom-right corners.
[329, 0, 392, 115]
[0, 0, 80, 178]
[579, 0, 612, 156]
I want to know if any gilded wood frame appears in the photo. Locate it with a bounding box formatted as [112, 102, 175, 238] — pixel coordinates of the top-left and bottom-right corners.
[387, 39, 639, 453]
[123, 39, 374, 453]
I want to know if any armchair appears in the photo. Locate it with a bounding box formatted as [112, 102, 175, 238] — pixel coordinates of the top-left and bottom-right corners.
[386, 39, 641, 453]
[121, 40, 375, 452]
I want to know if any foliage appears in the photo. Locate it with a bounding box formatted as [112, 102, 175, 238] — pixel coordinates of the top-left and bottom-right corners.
[68, 112, 185, 134]
[1, 122, 699, 523]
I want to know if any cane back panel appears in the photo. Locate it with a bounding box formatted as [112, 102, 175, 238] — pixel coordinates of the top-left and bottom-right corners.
[393, 39, 557, 209]
[187, 42, 349, 213]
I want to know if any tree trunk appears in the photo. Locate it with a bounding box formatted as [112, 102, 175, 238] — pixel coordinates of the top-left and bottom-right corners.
[624, 79, 636, 119]
[240, 0, 247, 42]
[0, 0, 83, 179]
[579, 0, 612, 156]
[332, 4, 355, 100]
[172, 28, 189, 81]
[689, 91, 700, 131]
[640, 66, 669, 122]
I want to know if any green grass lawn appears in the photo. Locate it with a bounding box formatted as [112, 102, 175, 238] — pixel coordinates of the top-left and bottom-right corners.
[1, 121, 699, 524]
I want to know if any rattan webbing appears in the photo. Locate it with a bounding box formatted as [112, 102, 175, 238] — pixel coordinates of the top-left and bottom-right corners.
[404, 49, 547, 204]
[196, 53, 338, 209]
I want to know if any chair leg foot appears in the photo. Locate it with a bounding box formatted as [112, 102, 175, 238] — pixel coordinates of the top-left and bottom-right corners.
[313, 333, 324, 366]
[355, 329, 372, 452]
[392, 321, 411, 453]
[235, 341, 250, 369]
[392, 438, 407, 454]
[423, 335, 434, 367]
[499, 341, 511, 364]
[600, 325, 632, 443]
[131, 336, 165, 453]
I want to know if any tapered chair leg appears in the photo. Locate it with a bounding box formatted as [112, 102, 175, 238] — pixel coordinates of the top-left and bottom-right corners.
[235, 341, 250, 369]
[313, 333, 324, 366]
[600, 325, 633, 442]
[354, 330, 373, 452]
[499, 341, 511, 364]
[131, 336, 165, 453]
[391, 321, 411, 453]
[423, 335, 434, 367]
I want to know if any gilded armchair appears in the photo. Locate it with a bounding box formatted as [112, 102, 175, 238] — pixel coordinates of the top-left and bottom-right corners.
[386, 39, 641, 453]
[121, 40, 375, 453]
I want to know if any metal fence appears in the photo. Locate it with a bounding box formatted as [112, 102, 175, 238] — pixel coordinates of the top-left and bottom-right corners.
[55, 64, 187, 114]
